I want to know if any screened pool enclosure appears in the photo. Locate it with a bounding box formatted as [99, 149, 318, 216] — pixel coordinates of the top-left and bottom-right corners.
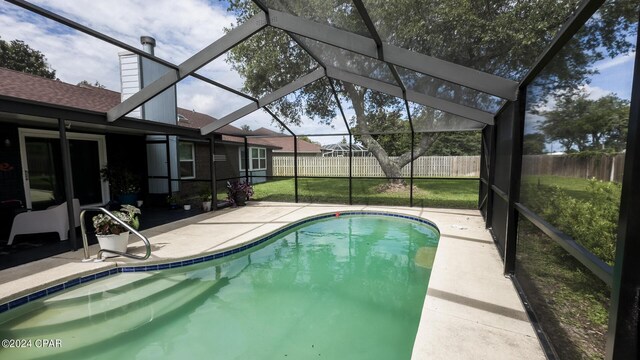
[1, 0, 639, 359]
[321, 143, 370, 157]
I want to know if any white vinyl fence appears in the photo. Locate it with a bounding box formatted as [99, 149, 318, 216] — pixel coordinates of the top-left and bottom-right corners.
[273, 156, 480, 177]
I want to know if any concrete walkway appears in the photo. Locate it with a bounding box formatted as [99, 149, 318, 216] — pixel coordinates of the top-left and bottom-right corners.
[0, 202, 545, 359]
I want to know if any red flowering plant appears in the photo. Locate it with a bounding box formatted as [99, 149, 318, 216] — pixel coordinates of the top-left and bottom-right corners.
[226, 180, 254, 206]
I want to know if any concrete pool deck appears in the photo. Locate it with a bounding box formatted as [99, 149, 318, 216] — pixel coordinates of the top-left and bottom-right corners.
[0, 202, 545, 359]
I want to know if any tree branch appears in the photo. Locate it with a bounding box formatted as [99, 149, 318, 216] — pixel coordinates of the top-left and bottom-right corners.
[395, 133, 441, 168]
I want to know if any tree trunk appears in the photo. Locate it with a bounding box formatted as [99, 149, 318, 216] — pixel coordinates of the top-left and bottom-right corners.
[592, 133, 602, 149]
[360, 133, 406, 184]
[343, 83, 439, 187]
[560, 140, 574, 152]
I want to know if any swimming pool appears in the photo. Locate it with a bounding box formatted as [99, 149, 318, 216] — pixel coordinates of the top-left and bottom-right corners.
[0, 213, 439, 359]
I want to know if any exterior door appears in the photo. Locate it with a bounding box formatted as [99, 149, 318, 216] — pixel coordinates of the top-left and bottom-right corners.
[19, 129, 109, 209]
[69, 139, 102, 206]
[24, 137, 63, 210]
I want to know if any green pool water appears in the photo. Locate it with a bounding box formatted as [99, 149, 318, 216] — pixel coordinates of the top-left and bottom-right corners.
[0, 215, 439, 360]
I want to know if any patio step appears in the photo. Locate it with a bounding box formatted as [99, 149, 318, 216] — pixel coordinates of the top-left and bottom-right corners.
[0, 275, 226, 360]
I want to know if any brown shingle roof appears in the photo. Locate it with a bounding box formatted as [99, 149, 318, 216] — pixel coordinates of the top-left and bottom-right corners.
[0, 68, 299, 151]
[0, 67, 121, 112]
[176, 108, 216, 129]
[245, 128, 321, 153]
[253, 137, 321, 153]
[0, 67, 271, 146]
[252, 127, 281, 136]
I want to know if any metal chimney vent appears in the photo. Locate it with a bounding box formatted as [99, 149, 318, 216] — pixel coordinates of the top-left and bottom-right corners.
[140, 36, 156, 55]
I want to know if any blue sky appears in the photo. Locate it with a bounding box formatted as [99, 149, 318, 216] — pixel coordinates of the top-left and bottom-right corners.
[589, 52, 636, 100]
[524, 38, 637, 153]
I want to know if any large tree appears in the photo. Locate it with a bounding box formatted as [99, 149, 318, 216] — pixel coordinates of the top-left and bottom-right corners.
[539, 92, 630, 152]
[523, 133, 547, 155]
[0, 37, 56, 79]
[224, 0, 637, 185]
[356, 127, 482, 157]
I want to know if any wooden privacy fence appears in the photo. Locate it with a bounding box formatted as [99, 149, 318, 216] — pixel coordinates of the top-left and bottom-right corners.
[522, 154, 625, 182]
[272, 156, 481, 177]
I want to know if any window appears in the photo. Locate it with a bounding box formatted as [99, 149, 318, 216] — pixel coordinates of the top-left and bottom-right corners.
[239, 147, 267, 171]
[179, 142, 195, 179]
[239, 147, 246, 171]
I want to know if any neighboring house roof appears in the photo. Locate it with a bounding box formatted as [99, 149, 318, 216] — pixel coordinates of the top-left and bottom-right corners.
[249, 127, 321, 153]
[251, 127, 281, 136]
[176, 109, 215, 130]
[253, 137, 321, 153]
[0, 67, 277, 148]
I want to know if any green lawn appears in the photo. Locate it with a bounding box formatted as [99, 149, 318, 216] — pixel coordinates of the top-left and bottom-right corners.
[516, 175, 618, 359]
[251, 178, 479, 209]
[521, 175, 596, 202]
[226, 175, 603, 210]
[517, 220, 610, 360]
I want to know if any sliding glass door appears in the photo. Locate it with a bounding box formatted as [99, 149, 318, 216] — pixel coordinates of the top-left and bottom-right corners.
[19, 129, 108, 209]
[24, 137, 63, 210]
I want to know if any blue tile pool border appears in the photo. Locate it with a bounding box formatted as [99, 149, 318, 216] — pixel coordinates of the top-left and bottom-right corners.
[0, 211, 439, 314]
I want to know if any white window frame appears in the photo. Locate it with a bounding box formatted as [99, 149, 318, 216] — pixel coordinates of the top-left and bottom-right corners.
[239, 146, 267, 171]
[18, 128, 109, 208]
[239, 147, 246, 171]
[179, 141, 196, 179]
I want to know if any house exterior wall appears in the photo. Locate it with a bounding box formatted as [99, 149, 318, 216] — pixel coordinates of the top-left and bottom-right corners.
[215, 143, 241, 181]
[175, 142, 212, 204]
[0, 123, 25, 205]
[172, 141, 274, 204]
[214, 142, 274, 182]
[194, 142, 211, 180]
[266, 150, 273, 177]
[0, 123, 25, 239]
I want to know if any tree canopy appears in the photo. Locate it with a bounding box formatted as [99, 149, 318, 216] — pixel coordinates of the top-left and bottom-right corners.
[427, 132, 482, 156]
[224, 0, 637, 182]
[0, 37, 56, 79]
[523, 134, 547, 155]
[77, 80, 106, 89]
[538, 92, 630, 153]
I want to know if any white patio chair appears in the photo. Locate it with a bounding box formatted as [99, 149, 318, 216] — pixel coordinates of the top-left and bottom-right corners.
[8, 199, 81, 245]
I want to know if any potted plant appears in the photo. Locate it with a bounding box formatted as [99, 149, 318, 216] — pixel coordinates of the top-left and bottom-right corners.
[226, 180, 254, 207]
[100, 165, 141, 205]
[92, 205, 141, 254]
[200, 187, 212, 212]
[167, 194, 180, 209]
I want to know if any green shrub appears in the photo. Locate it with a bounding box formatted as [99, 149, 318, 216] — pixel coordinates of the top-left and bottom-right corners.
[523, 179, 621, 265]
